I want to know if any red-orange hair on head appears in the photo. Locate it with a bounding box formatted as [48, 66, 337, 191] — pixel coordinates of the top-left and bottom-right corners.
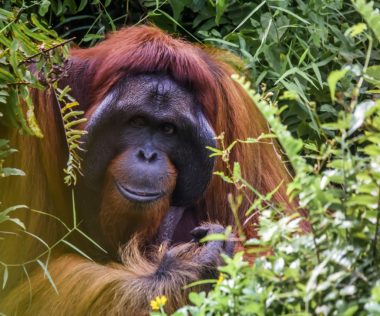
[0, 26, 308, 315]
[69, 26, 297, 237]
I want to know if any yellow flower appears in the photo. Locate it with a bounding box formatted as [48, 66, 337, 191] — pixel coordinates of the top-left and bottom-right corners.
[217, 273, 224, 285]
[150, 295, 167, 311]
[158, 296, 167, 306]
[150, 301, 159, 311]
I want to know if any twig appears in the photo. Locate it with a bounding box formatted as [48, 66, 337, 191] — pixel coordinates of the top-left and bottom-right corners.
[350, 36, 373, 109]
[19, 37, 76, 65]
[6, 82, 30, 86]
[372, 187, 380, 265]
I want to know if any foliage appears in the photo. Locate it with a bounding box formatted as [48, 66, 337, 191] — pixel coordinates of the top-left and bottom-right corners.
[58, 86, 87, 186]
[0, 2, 94, 291]
[154, 2, 380, 314]
[0, 3, 69, 136]
[10, 0, 377, 144]
[0, 2, 70, 224]
[0, 1, 63, 270]
[134, 0, 380, 314]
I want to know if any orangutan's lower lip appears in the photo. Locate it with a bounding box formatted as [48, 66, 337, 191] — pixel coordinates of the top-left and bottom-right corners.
[115, 181, 163, 203]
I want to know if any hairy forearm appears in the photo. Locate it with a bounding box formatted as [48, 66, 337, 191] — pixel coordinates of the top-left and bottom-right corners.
[2, 223, 231, 315]
[1, 243, 204, 315]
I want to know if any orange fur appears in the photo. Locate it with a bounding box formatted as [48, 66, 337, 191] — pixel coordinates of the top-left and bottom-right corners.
[99, 152, 177, 250]
[1, 238, 205, 315]
[0, 26, 308, 314]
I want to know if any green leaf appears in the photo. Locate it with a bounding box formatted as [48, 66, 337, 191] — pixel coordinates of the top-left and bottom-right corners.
[215, 0, 226, 26]
[345, 22, 367, 37]
[349, 100, 376, 135]
[213, 171, 233, 183]
[230, 1, 265, 33]
[1, 168, 26, 177]
[365, 65, 380, 87]
[311, 63, 323, 88]
[82, 34, 104, 42]
[36, 260, 58, 294]
[200, 233, 226, 243]
[0, 67, 15, 83]
[30, 14, 55, 35]
[20, 86, 43, 138]
[233, 162, 241, 180]
[0, 8, 14, 19]
[168, 0, 187, 21]
[183, 279, 216, 289]
[76, 229, 108, 254]
[353, 0, 380, 41]
[270, 6, 310, 25]
[38, 0, 51, 16]
[341, 305, 359, 316]
[0, 205, 27, 217]
[188, 292, 205, 306]
[347, 194, 378, 207]
[78, 0, 88, 11]
[8, 217, 26, 229]
[64, 0, 78, 13]
[363, 144, 380, 156]
[2, 266, 8, 289]
[327, 69, 348, 103]
[62, 240, 93, 261]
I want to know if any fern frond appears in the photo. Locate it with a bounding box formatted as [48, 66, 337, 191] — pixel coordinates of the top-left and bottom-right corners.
[56, 87, 87, 186]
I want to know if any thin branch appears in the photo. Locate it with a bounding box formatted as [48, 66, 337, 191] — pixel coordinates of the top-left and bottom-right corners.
[372, 187, 380, 265]
[19, 37, 76, 65]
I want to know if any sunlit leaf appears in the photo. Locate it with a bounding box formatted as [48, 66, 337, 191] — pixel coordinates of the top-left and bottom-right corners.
[327, 69, 348, 103]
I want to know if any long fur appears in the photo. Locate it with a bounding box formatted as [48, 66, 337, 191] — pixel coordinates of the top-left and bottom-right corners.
[0, 26, 306, 314]
[99, 154, 177, 250]
[1, 238, 206, 315]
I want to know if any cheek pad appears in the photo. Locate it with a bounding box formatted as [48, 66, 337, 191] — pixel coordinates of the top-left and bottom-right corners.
[170, 113, 216, 206]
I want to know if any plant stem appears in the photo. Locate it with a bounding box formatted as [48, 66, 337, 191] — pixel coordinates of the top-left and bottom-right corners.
[19, 37, 75, 65]
[372, 187, 380, 265]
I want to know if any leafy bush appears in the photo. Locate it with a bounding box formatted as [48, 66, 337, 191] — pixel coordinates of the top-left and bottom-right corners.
[171, 71, 380, 315]
[0, 3, 69, 250]
[150, 2, 380, 314]
[0, 2, 98, 288]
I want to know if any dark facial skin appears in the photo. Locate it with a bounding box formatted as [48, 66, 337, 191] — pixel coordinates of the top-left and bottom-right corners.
[77, 74, 216, 252]
[82, 74, 216, 206]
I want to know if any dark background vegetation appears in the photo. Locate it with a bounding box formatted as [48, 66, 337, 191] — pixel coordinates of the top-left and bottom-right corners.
[2, 0, 378, 142]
